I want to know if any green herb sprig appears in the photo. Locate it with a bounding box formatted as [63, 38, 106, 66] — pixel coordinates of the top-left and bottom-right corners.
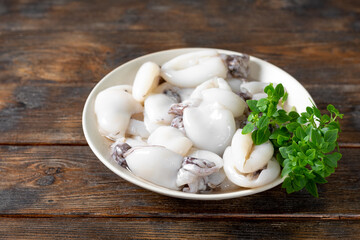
[242, 83, 343, 197]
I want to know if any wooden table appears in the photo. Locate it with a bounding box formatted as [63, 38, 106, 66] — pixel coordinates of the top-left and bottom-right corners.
[0, 0, 359, 239]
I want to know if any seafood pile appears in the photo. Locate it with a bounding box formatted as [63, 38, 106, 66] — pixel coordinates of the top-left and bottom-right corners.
[94, 50, 282, 193]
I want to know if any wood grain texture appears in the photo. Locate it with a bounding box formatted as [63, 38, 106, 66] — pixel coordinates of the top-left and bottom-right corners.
[0, 146, 359, 217]
[0, 2, 359, 145]
[0, 218, 359, 240]
[0, 0, 359, 32]
[0, 0, 360, 238]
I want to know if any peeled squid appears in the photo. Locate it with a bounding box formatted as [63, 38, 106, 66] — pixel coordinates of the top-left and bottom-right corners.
[190, 77, 232, 99]
[227, 78, 244, 95]
[126, 119, 150, 138]
[161, 50, 228, 88]
[147, 126, 193, 156]
[183, 103, 236, 155]
[94, 50, 285, 194]
[125, 146, 183, 190]
[132, 62, 160, 102]
[143, 113, 166, 133]
[226, 130, 274, 173]
[251, 93, 268, 101]
[224, 147, 280, 188]
[240, 82, 269, 97]
[200, 88, 246, 118]
[223, 129, 280, 188]
[94, 85, 143, 140]
[144, 94, 177, 125]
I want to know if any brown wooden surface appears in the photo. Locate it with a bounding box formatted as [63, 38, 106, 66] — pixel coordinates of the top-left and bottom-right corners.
[1, 218, 360, 240]
[0, 146, 359, 218]
[0, 0, 359, 239]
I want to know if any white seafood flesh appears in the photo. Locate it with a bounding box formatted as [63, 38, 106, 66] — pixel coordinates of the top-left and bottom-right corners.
[132, 62, 160, 102]
[222, 129, 280, 188]
[224, 146, 280, 188]
[240, 82, 269, 96]
[190, 77, 232, 99]
[143, 113, 166, 133]
[126, 119, 150, 138]
[226, 130, 274, 173]
[144, 94, 177, 125]
[183, 103, 236, 155]
[187, 149, 224, 169]
[251, 93, 267, 101]
[95, 85, 143, 140]
[124, 136, 148, 147]
[178, 88, 194, 102]
[125, 146, 183, 190]
[111, 136, 147, 152]
[227, 78, 244, 95]
[200, 88, 246, 118]
[147, 126, 193, 156]
[161, 50, 228, 88]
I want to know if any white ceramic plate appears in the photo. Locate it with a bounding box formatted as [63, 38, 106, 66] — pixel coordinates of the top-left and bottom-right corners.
[82, 48, 314, 200]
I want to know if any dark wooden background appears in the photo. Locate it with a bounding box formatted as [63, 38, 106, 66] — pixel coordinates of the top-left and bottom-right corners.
[0, 0, 359, 239]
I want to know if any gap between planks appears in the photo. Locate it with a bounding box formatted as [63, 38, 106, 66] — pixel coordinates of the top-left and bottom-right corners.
[0, 214, 359, 220]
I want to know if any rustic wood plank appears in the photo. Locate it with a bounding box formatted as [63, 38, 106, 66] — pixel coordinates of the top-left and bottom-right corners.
[0, 218, 359, 239]
[0, 0, 359, 238]
[0, 0, 359, 33]
[0, 146, 359, 217]
[1, 30, 359, 84]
